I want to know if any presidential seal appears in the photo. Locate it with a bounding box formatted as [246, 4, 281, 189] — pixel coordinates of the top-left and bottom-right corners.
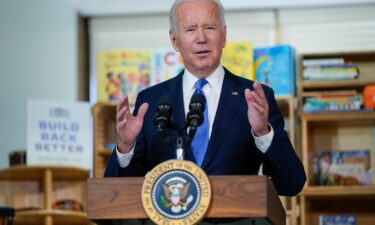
[142, 160, 211, 225]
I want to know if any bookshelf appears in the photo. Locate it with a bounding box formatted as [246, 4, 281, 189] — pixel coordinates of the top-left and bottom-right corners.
[298, 51, 375, 225]
[0, 166, 90, 225]
[276, 96, 301, 225]
[92, 103, 117, 178]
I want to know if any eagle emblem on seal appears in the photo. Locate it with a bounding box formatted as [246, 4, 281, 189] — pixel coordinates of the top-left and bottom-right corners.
[160, 176, 194, 213]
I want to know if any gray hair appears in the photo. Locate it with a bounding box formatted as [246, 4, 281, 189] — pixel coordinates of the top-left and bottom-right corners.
[169, 0, 226, 34]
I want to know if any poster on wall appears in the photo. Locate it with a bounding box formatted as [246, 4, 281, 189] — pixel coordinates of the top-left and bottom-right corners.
[221, 42, 254, 80]
[95, 42, 254, 105]
[150, 48, 184, 85]
[27, 99, 91, 170]
[97, 50, 151, 106]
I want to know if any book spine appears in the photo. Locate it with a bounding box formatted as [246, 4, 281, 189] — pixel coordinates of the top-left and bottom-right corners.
[319, 214, 356, 225]
[303, 58, 345, 67]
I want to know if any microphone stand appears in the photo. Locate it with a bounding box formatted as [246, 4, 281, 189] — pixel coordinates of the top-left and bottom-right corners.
[176, 130, 184, 160]
[165, 121, 196, 161]
[184, 126, 197, 151]
[163, 121, 187, 160]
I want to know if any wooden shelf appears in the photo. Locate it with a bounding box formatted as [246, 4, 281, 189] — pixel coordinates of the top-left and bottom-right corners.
[92, 103, 117, 178]
[300, 110, 375, 121]
[17, 209, 87, 218]
[276, 95, 294, 101]
[15, 210, 88, 225]
[303, 185, 375, 197]
[91, 102, 116, 111]
[0, 166, 89, 225]
[300, 79, 375, 89]
[298, 51, 375, 225]
[0, 166, 89, 180]
[300, 50, 375, 58]
[98, 149, 112, 157]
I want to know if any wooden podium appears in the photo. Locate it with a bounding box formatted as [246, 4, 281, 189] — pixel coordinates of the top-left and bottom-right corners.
[88, 175, 285, 225]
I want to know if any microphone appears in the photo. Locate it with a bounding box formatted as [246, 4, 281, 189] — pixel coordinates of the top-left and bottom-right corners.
[186, 94, 206, 128]
[153, 95, 173, 132]
[185, 94, 206, 149]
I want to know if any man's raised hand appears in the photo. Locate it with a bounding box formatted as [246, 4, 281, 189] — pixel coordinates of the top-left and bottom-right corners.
[116, 96, 149, 153]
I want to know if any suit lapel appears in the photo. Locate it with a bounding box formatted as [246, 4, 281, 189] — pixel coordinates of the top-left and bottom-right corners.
[164, 72, 185, 127]
[201, 71, 244, 169]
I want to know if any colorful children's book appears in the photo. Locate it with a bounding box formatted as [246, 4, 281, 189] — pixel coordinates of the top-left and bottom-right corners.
[310, 150, 371, 186]
[221, 42, 254, 80]
[254, 45, 295, 96]
[96, 50, 151, 106]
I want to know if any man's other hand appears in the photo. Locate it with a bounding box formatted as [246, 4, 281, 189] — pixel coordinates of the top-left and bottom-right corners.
[244, 81, 270, 136]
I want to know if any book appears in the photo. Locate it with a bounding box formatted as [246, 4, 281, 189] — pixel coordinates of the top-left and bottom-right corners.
[302, 57, 359, 81]
[96, 49, 151, 106]
[302, 90, 357, 98]
[310, 150, 371, 186]
[303, 97, 362, 113]
[254, 45, 295, 96]
[303, 58, 345, 67]
[303, 63, 359, 80]
[221, 42, 254, 80]
[302, 90, 362, 113]
[319, 214, 356, 225]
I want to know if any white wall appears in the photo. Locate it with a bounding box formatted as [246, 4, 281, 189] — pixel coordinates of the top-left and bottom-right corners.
[90, 4, 375, 53]
[0, 0, 78, 169]
[70, 0, 375, 16]
[280, 5, 375, 53]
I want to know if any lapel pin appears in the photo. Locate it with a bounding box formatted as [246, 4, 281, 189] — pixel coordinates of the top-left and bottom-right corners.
[231, 92, 238, 95]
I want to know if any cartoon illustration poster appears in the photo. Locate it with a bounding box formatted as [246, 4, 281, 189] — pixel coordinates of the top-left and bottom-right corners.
[221, 42, 254, 80]
[97, 50, 150, 106]
[150, 49, 184, 85]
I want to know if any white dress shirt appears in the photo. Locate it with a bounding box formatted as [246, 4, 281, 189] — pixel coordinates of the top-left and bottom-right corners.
[116, 65, 274, 168]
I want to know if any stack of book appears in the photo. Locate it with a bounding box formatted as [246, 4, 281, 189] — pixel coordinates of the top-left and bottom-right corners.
[303, 58, 359, 80]
[302, 90, 362, 113]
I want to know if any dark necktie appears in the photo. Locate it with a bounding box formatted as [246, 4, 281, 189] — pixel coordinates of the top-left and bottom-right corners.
[191, 79, 209, 167]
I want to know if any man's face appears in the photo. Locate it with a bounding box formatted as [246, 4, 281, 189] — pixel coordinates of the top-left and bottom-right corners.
[170, 0, 226, 78]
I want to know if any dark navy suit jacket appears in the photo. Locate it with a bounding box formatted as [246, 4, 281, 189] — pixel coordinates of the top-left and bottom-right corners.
[104, 68, 306, 196]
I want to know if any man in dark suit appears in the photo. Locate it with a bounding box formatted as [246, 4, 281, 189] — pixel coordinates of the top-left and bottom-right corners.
[105, 0, 306, 197]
